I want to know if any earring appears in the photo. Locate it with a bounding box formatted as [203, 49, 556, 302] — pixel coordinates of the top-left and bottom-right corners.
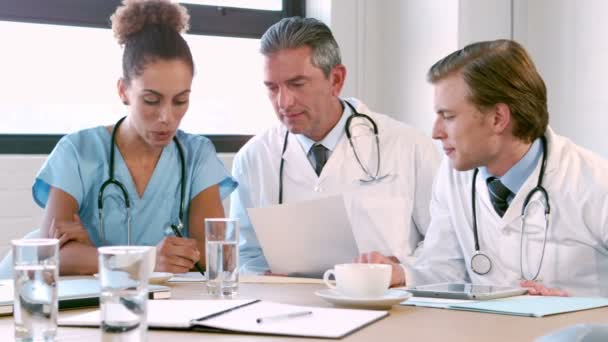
[122, 100, 129, 105]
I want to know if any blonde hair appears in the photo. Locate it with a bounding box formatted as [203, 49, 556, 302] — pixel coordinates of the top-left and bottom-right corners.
[428, 40, 548, 142]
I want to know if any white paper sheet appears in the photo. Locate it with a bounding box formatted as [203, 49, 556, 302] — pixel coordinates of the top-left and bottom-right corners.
[169, 272, 205, 283]
[202, 301, 387, 339]
[247, 195, 359, 277]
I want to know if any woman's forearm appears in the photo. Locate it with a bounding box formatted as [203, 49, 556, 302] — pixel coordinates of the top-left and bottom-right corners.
[58, 242, 99, 275]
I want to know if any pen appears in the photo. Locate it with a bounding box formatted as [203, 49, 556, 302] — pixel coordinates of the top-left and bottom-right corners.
[256, 310, 313, 324]
[170, 224, 206, 277]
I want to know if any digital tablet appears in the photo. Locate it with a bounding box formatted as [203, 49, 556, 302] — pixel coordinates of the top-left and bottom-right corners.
[407, 283, 528, 300]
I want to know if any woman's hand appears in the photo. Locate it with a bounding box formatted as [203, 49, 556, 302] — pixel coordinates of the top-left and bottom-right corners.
[155, 236, 200, 273]
[49, 214, 93, 247]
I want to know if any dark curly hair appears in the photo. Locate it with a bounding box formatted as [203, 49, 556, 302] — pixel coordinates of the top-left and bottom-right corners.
[111, 0, 194, 83]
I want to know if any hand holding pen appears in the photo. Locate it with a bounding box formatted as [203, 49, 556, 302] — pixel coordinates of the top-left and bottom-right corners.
[169, 224, 206, 277]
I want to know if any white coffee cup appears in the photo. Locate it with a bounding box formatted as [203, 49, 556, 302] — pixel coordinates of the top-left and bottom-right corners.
[323, 263, 391, 298]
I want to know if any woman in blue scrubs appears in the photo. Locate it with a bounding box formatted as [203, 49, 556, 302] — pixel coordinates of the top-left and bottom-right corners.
[33, 0, 236, 275]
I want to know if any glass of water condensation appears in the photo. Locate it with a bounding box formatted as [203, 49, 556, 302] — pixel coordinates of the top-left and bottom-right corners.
[205, 218, 239, 298]
[98, 246, 153, 341]
[12, 238, 59, 341]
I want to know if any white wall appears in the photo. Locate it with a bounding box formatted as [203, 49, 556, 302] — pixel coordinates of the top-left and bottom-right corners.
[0, 155, 46, 256]
[458, 0, 512, 46]
[514, 0, 608, 158]
[308, 0, 459, 137]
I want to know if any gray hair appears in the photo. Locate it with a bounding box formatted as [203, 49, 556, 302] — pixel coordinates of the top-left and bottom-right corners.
[260, 17, 341, 77]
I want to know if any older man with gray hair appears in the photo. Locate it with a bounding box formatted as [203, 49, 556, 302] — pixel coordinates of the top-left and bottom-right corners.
[230, 17, 439, 277]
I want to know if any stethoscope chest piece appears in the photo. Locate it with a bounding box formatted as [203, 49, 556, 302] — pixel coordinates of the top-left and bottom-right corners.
[471, 251, 492, 275]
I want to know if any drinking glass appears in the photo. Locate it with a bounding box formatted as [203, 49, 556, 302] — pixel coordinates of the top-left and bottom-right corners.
[98, 246, 152, 341]
[12, 238, 59, 341]
[205, 218, 239, 298]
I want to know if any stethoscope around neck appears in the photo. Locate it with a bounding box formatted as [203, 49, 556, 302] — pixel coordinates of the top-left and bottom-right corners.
[470, 135, 550, 281]
[278, 100, 388, 204]
[97, 116, 186, 245]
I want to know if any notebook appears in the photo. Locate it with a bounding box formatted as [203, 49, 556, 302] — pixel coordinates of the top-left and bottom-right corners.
[0, 278, 170, 316]
[403, 295, 608, 317]
[59, 299, 388, 339]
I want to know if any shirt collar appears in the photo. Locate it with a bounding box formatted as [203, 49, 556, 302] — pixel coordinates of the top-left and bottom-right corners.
[479, 137, 543, 194]
[294, 100, 350, 153]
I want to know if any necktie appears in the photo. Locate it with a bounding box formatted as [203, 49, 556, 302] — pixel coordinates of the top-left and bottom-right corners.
[486, 177, 512, 217]
[311, 144, 329, 176]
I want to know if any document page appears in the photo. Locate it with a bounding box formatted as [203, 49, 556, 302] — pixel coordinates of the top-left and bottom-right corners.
[247, 195, 358, 276]
[199, 301, 387, 339]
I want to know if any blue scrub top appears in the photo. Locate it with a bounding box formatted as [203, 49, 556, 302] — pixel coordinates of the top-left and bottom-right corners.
[32, 126, 237, 247]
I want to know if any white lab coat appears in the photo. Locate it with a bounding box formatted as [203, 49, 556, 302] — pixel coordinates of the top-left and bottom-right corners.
[405, 127, 608, 296]
[231, 98, 440, 274]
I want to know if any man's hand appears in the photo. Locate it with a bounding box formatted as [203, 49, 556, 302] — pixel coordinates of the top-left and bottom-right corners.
[521, 280, 569, 296]
[355, 251, 405, 287]
[49, 214, 93, 247]
[155, 236, 200, 273]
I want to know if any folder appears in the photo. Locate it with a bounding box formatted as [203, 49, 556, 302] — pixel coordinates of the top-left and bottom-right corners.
[448, 296, 608, 317]
[0, 278, 170, 316]
[59, 299, 388, 339]
[403, 295, 608, 317]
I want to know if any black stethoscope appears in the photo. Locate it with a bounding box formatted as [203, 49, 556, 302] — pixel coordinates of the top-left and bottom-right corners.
[470, 135, 550, 281]
[97, 116, 186, 245]
[278, 101, 388, 204]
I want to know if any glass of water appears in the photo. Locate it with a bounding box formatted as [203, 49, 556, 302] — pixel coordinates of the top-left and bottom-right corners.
[205, 218, 239, 298]
[12, 238, 59, 341]
[98, 246, 153, 341]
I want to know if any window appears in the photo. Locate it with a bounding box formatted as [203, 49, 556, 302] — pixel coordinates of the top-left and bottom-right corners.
[180, 0, 282, 11]
[0, 0, 304, 153]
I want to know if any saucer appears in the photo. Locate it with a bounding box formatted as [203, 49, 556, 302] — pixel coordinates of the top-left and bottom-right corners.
[93, 272, 174, 285]
[315, 289, 411, 310]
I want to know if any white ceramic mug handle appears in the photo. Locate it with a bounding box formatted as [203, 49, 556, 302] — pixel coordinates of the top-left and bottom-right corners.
[323, 269, 336, 289]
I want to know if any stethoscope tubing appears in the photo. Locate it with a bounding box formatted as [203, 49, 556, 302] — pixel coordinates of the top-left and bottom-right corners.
[277, 100, 383, 204]
[97, 116, 186, 245]
[470, 135, 550, 279]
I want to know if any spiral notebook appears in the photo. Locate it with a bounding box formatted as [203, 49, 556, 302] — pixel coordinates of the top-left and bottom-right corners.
[59, 299, 388, 339]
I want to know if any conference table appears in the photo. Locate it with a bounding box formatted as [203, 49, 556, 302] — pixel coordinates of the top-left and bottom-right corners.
[1, 277, 606, 341]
